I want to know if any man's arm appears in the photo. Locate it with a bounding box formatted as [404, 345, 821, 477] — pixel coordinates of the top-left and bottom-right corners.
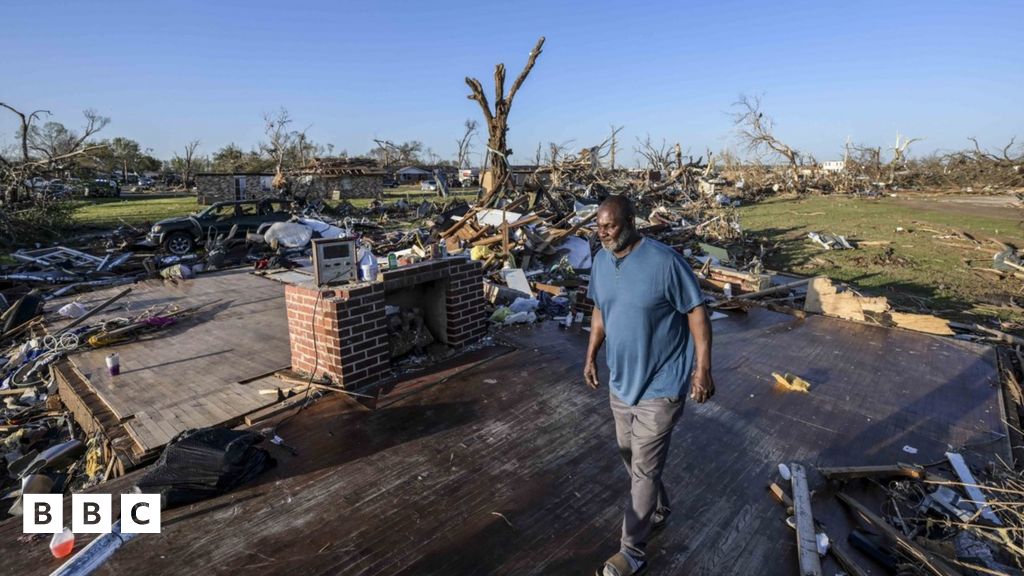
[688, 304, 714, 403]
[583, 307, 605, 390]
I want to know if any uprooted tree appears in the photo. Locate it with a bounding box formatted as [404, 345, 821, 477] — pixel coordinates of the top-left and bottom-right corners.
[465, 36, 545, 206]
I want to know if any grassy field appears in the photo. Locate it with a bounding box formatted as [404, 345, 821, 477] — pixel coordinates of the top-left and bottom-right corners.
[71, 195, 201, 228]
[70, 187, 479, 226]
[736, 194, 1023, 324]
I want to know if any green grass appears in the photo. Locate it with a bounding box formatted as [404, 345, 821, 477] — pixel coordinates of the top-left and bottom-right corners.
[70, 188, 479, 225]
[736, 195, 1024, 325]
[71, 195, 201, 228]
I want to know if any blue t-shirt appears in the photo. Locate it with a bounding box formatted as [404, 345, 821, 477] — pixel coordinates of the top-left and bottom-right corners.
[587, 237, 703, 406]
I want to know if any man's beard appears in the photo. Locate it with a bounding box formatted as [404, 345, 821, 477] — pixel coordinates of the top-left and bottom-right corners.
[602, 230, 635, 252]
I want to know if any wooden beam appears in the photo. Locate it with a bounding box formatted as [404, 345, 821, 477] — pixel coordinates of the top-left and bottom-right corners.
[767, 482, 868, 576]
[789, 463, 823, 576]
[819, 463, 926, 481]
[837, 492, 962, 576]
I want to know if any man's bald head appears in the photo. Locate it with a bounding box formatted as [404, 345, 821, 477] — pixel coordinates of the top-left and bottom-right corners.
[596, 195, 639, 253]
[597, 195, 636, 229]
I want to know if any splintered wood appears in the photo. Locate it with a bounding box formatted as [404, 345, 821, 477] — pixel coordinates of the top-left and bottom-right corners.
[804, 277, 954, 336]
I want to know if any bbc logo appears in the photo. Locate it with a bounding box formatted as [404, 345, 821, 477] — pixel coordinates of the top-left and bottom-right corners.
[22, 494, 162, 534]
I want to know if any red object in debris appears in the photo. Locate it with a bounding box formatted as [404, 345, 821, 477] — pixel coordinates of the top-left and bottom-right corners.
[50, 528, 74, 558]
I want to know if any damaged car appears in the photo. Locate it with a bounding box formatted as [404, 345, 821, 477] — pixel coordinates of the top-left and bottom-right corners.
[145, 199, 293, 255]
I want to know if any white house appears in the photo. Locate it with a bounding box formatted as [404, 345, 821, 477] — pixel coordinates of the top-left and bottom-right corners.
[395, 166, 433, 183]
[821, 161, 846, 173]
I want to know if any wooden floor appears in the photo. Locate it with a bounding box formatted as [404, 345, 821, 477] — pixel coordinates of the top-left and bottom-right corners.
[50, 268, 292, 454]
[2, 308, 1006, 575]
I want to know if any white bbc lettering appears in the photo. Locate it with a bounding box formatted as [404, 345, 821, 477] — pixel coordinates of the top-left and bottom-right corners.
[24, 494, 162, 535]
[23, 494, 62, 534]
[120, 494, 162, 533]
[71, 494, 112, 534]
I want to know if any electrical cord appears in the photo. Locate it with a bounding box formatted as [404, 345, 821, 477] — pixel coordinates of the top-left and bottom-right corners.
[269, 289, 324, 436]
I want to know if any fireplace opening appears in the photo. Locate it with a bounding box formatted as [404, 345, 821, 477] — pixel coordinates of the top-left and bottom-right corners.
[385, 278, 449, 360]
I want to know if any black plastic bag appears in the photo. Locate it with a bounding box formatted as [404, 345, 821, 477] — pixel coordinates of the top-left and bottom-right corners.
[136, 426, 275, 509]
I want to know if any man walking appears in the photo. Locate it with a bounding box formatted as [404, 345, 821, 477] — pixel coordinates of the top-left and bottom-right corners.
[584, 195, 714, 576]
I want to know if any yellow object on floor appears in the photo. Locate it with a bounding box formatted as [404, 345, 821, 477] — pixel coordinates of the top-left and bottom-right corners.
[771, 372, 812, 393]
[471, 245, 493, 261]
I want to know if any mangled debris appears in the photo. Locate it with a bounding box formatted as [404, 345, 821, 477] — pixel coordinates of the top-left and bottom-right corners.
[768, 453, 1024, 575]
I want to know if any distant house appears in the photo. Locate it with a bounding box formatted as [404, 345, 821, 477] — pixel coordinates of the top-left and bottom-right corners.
[296, 157, 385, 201]
[395, 166, 433, 183]
[394, 165, 459, 184]
[196, 158, 384, 204]
[821, 161, 846, 173]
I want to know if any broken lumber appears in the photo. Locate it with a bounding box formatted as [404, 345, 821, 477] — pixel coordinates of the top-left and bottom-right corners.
[945, 452, 1002, 525]
[706, 266, 772, 293]
[768, 482, 868, 576]
[949, 322, 1024, 347]
[804, 277, 887, 322]
[888, 312, 954, 336]
[789, 463, 823, 576]
[819, 463, 926, 481]
[836, 492, 962, 576]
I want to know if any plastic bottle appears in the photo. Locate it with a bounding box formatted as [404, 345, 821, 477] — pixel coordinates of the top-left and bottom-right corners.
[50, 527, 74, 558]
[358, 248, 379, 282]
[387, 252, 398, 269]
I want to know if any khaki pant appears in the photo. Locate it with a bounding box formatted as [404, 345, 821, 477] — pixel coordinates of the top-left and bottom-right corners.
[609, 391, 684, 560]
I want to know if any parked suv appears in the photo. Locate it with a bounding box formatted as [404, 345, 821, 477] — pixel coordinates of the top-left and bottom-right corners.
[83, 179, 121, 197]
[146, 199, 293, 255]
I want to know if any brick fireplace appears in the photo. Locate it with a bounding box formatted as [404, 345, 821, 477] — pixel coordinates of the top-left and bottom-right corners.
[284, 258, 488, 389]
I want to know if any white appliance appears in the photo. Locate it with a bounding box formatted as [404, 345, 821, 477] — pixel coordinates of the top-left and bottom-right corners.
[311, 238, 358, 286]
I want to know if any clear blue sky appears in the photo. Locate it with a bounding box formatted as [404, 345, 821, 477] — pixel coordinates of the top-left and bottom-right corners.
[3, 0, 1021, 166]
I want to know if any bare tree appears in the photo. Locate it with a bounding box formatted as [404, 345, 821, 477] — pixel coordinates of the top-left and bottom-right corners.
[371, 139, 397, 169]
[888, 132, 922, 183]
[634, 135, 675, 173]
[0, 102, 49, 166]
[1, 103, 109, 202]
[261, 108, 296, 183]
[732, 95, 801, 185]
[966, 136, 1019, 166]
[456, 119, 478, 169]
[608, 125, 623, 170]
[176, 140, 201, 190]
[465, 36, 545, 205]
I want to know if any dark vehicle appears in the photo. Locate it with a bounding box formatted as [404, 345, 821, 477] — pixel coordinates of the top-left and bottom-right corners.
[383, 177, 400, 188]
[83, 179, 121, 198]
[146, 199, 293, 255]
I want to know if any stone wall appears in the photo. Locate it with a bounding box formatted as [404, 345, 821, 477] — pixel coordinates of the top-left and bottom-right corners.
[196, 174, 276, 205]
[300, 174, 383, 200]
[198, 173, 382, 204]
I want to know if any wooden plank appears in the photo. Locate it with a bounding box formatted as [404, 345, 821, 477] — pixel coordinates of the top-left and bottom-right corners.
[819, 463, 926, 481]
[837, 492, 962, 576]
[789, 463, 823, 576]
[243, 394, 308, 426]
[767, 483, 868, 576]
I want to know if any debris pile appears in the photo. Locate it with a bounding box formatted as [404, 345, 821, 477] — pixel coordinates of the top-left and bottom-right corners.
[771, 454, 1024, 574]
